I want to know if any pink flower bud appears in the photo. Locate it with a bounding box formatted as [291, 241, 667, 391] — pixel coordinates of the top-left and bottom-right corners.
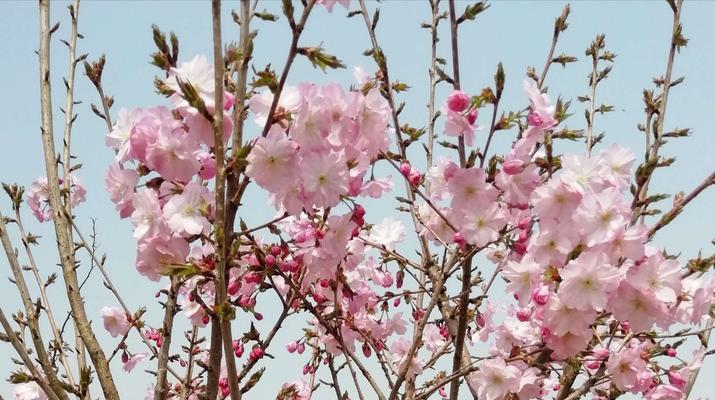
[264, 254, 276, 266]
[438, 386, 447, 398]
[254, 312, 263, 321]
[467, 109, 478, 125]
[516, 308, 532, 322]
[531, 285, 550, 306]
[476, 313, 486, 328]
[412, 308, 425, 321]
[219, 378, 230, 397]
[302, 364, 311, 375]
[249, 347, 264, 361]
[374, 340, 385, 351]
[296, 342, 306, 354]
[517, 229, 530, 243]
[399, 163, 412, 177]
[121, 352, 129, 363]
[286, 341, 299, 353]
[586, 361, 601, 370]
[234, 343, 244, 358]
[668, 370, 686, 389]
[527, 111, 544, 127]
[354, 204, 366, 218]
[666, 348, 677, 357]
[393, 297, 401, 307]
[503, 159, 525, 175]
[396, 270, 404, 289]
[202, 314, 210, 325]
[446, 90, 470, 112]
[227, 278, 241, 296]
[362, 342, 372, 358]
[517, 217, 532, 231]
[513, 242, 527, 255]
[270, 245, 282, 256]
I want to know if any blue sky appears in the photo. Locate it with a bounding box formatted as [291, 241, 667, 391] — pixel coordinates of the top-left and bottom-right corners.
[1, 1, 714, 398]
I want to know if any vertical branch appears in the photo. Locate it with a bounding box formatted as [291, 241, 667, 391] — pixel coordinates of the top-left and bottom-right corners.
[634, 0, 684, 220]
[447, 0, 466, 168]
[208, 2, 241, 400]
[153, 277, 179, 400]
[0, 213, 69, 399]
[37, 1, 119, 398]
[446, 2, 473, 399]
[13, 208, 76, 387]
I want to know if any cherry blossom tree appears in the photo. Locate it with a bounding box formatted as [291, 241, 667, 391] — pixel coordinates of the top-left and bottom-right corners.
[2, 0, 714, 400]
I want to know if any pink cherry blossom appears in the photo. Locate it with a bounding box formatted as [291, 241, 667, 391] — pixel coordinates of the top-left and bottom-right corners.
[246, 126, 299, 193]
[300, 151, 349, 208]
[12, 379, 47, 400]
[27, 175, 86, 223]
[131, 189, 167, 240]
[122, 353, 147, 372]
[558, 252, 621, 311]
[163, 182, 214, 236]
[469, 358, 521, 400]
[101, 306, 131, 338]
[105, 164, 139, 218]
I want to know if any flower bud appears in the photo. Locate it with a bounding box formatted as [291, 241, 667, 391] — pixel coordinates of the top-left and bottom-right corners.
[264, 254, 276, 266]
[446, 90, 470, 112]
[516, 307, 532, 322]
[467, 109, 478, 125]
[503, 159, 525, 175]
[666, 347, 677, 357]
[286, 341, 299, 353]
[362, 342, 372, 358]
[527, 111, 543, 127]
[531, 285, 550, 306]
[297, 342, 306, 354]
[668, 370, 686, 389]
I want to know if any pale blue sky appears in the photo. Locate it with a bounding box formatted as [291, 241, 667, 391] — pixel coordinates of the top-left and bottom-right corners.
[1, 1, 714, 398]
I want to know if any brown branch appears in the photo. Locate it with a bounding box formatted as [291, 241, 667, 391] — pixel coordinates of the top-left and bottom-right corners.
[0, 308, 63, 400]
[153, 277, 179, 400]
[648, 170, 715, 239]
[38, 1, 118, 397]
[0, 213, 69, 399]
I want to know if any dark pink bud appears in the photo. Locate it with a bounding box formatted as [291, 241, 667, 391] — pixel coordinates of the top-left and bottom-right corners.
[666, 348, 677, 357]
[227, 278, 241, 296]
[264, 254, 276, 266]
[447, 90, 470, 112]
[354, 204, 366, 218]
[362, 342, 372, 358]
[586, 361, 601, 370]
[516, 308, 532, 322]
[297, 342, 306, 354]
[234, 343, 244, 358]
[202, 314, 210, 325]
[121, 352, 129, 363]
[270, 245, 282, 256]
[254, 312, 263, 321]
[502, 159, 524, 175]
[513, 241, 527, 255]
[396, 270, 404, 289]
[393, 297, 401, 307]
[517, 230, 530, 243]
[467, 109, 478, 125]
[517, 217, 532, 231]
[476, 313, 486, 328]
[399, 163, 412, 177]
[412, 308, 425, 321]
[527, 111, 543, 127]
[531, 285, 550, 306]
[249, 347, 264, 361]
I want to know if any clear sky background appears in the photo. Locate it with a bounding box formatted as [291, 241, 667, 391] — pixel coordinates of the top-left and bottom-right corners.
[1, 0, 714, 399]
